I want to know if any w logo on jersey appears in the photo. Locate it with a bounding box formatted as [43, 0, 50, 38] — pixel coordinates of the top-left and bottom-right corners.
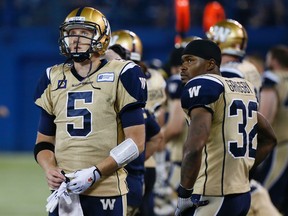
[188, 86, 201, 97]
[139, 77, 146, 89]
[212, 26, 231, 43]
[100, 198, 116, 210]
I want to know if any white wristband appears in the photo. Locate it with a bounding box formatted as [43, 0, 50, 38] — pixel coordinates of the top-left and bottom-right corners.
[110, 138, 139, 167]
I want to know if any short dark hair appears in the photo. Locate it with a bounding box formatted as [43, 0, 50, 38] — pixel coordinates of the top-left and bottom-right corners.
[269, 45, 288, 68]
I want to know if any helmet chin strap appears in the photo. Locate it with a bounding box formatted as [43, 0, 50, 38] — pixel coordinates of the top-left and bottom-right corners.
[71, 42, 103, 62]
[71, 51, 91, 62]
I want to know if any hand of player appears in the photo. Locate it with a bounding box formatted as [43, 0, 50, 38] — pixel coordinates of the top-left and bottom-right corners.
[175, 196, 209, 215]
[44, 167, 67, 189]
[175, 185, 209, 216]
[46, 181, 72, 213]
[66, 166, 101, 194]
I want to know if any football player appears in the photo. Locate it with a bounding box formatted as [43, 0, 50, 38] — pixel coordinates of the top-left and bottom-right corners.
[206, 18, 281, 215]
[206, 19, 262, 99]
[164, 37, 203, 191]
[153, 45, 187, 215]
[175, 39, 277, 215]
[253, 45, 288, 216]
[33, 7, 147, 215]
[154, 36, 202, 215]
[107, 29, 166, 216]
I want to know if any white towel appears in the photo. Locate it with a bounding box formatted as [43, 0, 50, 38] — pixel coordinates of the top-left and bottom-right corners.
[59, 194, 84, 216]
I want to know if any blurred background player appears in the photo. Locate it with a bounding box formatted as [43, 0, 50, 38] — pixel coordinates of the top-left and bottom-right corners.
[107, 29, 166, 216]
[206, 19, 262, 99]
[153, 45, 186, 216]
[253, 45, 288, 216]
[248, 179, 282, 216]
[33, 7, 147, 215]
[153, 36, 201, 216]
[244, 53, 265, 75]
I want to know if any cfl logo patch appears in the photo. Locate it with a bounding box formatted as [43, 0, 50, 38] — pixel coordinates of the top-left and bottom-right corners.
[58, 80, 67, 89]
[211, 26, 231, 43]
[100, 198, 116, 210]
[139, 77, 146, 89]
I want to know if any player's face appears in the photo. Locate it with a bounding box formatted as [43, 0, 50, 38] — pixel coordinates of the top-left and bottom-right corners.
[68, 28, 94, 53]
[180, 55, 207, 83]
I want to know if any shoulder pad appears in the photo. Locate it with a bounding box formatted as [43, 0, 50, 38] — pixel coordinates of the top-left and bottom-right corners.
[262, 70, 280, 87]
[181, 75, 224, 110]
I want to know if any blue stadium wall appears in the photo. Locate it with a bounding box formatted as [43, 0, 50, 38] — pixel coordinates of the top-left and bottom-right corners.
[0, 26, 287, 151]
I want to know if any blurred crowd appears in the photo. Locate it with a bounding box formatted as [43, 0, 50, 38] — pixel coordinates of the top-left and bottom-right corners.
[1, 0, 288, 28]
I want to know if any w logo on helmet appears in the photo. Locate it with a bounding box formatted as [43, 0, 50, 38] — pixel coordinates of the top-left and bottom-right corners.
[212, 26, 231, 43]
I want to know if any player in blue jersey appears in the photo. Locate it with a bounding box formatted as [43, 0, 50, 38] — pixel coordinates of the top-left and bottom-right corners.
[33, 7, 147, 216]
[175, 39, 277, 216]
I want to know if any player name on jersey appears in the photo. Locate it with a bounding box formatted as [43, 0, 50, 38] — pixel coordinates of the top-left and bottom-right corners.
[148, 89, 165, 101]
[225, 79, 253, 94]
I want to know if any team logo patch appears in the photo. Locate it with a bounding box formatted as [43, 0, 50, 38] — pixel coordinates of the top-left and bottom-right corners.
[139, 77, 146, 89]
[58, 80, 67, 89]
[97, 72, 114, 82]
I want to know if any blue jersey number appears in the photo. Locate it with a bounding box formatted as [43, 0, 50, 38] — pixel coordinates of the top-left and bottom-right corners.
[229, 99, 258, 159]
[67, 91, 92, 137]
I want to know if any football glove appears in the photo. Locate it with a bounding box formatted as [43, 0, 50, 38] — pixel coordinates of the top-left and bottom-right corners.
[46, 181, 72, 213]
[175, 185, 209, 216]
[66, 166, 101, 194]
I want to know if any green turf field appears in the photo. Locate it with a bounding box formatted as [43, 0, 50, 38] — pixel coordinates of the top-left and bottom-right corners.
[0, 153, 50, 216]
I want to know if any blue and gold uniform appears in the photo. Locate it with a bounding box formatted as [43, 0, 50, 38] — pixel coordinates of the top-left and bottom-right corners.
[165, 74, 188, 190]
[181, 74, 258, 215]
[254, 70, 288, 214]
[182, 74, 258, 196]
[220, 60, 262, 100]
[166, 74, 188, 165]
[35, 59, 147, 197]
